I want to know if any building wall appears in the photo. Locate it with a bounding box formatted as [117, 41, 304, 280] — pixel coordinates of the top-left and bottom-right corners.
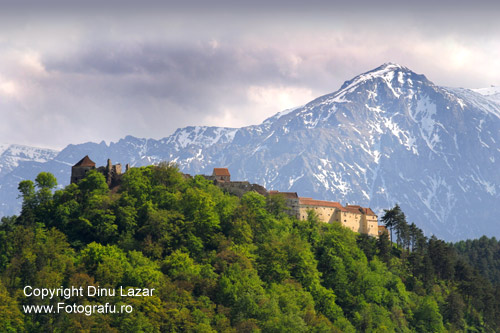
[339, 211, 364, 233]
[113, 164, 122, 175]
[217, 181, 267, 197]
[285, 198, 300, 219]
[97, 160, 123, 186]
[363, 215, 379, 237]
[215, 175, 230, 182]
[205, 169, 381, 238]
[71, 166, 95, 184]
[299, 203, 380, 237]
[299, 205, 340, 224]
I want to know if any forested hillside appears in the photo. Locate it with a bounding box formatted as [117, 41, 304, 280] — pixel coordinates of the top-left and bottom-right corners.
[1, 163, 499, 332]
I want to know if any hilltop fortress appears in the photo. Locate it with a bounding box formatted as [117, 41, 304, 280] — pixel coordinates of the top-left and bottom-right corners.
[201, 168, 385, 238]
[267, 191, 382, 238]
[71, 157, 385, 238]
[71, 155, 129, 187]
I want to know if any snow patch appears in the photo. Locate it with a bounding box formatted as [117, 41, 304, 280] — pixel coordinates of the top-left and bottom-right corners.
[472, 86, 500, 104]
[288, 174, 304, 188]
[264, 105, 303, 123]
[409, 96, 440, 151]
[169, 126, 237, 149]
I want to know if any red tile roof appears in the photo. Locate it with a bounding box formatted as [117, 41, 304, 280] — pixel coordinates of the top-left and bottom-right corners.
[345, 205, 377, 216]
[299, 197, 346, 210]
[363, 208, 377, 216]
[73, 155, 96, 167]
[213, 168, 230, 176]
[345, 205, 363, 214]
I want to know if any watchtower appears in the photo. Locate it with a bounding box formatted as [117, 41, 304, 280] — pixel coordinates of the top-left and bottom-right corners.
[71, 155, 96, 184]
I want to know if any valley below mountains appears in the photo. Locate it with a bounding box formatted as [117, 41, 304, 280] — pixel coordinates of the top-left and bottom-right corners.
[1, 63, 499, 241]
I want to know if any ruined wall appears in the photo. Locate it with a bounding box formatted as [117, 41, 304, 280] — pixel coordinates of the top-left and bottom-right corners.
[216, 181, 267, 197]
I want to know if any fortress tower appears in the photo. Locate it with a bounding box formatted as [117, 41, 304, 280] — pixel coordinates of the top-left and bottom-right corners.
[70, 155, 96, 184]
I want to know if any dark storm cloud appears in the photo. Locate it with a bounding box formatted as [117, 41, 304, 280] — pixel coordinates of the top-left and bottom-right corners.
[0, 34, 325, 147]
[41, 39, 295, 106]
[44, 41, 285, 82]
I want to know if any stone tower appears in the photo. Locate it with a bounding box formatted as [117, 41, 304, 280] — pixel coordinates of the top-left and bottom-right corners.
[71, 155, 96, 184]
[104, 158, 122, 186]
[212, 168, 230, 182]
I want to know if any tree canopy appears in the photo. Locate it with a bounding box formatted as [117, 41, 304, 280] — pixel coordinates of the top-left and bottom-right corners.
[0, 164, 499, 332]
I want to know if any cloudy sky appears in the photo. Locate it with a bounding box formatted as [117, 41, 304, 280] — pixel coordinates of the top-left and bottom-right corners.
[1, 1, 499, 149]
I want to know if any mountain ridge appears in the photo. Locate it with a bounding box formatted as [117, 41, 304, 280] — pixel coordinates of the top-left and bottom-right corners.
[1, 63, 499, 241]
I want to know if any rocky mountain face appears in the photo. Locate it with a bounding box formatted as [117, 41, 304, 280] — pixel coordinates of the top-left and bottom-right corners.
[1, 63, 499, 241]
[0, 144, 59, 178]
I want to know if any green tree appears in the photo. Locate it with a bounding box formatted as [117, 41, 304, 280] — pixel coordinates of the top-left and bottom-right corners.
[35, 172, 58, 189]
[412, 297, 445, 332]
[266, 193, 288, 218]
[442, 290, 465, 330]
[381, 204, 405, 247]
[0, 281, 24, 332]
[121, 167, 152, 206]
[428, 236, 455, 280]
[6, 166, 500, 331]
[357, 233, 377, 261]
[376, 232, 392, 264]
[17, 180, 37, 224]
[78, 170, 109, 200]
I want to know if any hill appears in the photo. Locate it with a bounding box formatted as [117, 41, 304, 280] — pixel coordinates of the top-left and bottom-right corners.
[1, 165, 500, 331]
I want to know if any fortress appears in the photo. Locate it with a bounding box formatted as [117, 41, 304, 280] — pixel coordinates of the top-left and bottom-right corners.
[202, 168, 385, 238]
[201, 168, 268, 197]
[70, 155, 129, 187]
[268, 191, 385, 238]
[70, 157, 386, 238]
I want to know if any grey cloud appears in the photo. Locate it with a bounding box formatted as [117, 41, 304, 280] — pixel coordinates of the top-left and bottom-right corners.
[0, 2, 499, 149]
[45, 41, 292, 82]
[0, 39, 308, 147]
[42, 40, 308, 104]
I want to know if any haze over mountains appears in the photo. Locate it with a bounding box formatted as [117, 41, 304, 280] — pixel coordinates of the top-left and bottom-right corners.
[1, 63, 499, 241]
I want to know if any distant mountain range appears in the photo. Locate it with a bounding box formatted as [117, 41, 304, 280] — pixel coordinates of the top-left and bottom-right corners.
[1, 63, 499, 241]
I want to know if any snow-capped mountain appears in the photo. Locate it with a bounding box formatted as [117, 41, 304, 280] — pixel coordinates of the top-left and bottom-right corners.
[472, 86, 500, 104]
[0, 144, 59, 216]
[1, 63, 499, 241]
[0, 144, 59, 178]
